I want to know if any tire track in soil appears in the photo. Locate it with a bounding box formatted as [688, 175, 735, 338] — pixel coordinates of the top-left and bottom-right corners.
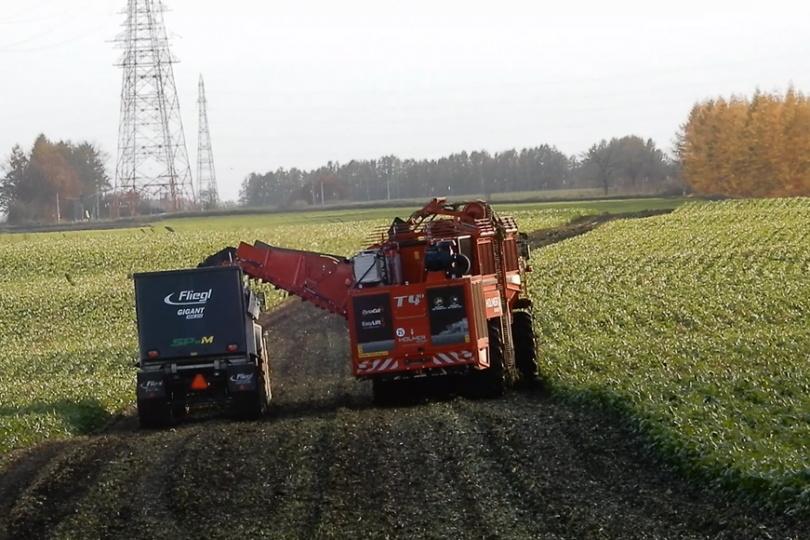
[0, 442, 67, 540]
[450, 396, 807, 540]
[3, 436, 129, 540]
[47, 431, 196, 540]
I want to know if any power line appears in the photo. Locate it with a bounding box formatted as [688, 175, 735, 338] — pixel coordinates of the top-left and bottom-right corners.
[204, 51, 810, 96]
[3, 65, 799, 124]
[0, 0, 60, 23]
[0, 0, 102, 50]
[0, 22, 110, 52]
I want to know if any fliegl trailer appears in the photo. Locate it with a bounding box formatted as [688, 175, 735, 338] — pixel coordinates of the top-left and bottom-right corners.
[132, 264, 272, 428]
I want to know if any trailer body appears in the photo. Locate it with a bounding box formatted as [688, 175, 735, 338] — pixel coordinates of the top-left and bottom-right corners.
[132, 265, 272, 427]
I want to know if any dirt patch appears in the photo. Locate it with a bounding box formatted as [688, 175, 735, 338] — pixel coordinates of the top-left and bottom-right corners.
[527, 209, 673, 249]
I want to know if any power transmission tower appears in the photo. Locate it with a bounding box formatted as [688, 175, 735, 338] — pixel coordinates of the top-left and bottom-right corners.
[196, 74, 219, 209]
[111, 0, 195, 216]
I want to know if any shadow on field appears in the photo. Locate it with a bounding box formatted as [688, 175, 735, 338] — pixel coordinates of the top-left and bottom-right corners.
[0, 398, 113, 435]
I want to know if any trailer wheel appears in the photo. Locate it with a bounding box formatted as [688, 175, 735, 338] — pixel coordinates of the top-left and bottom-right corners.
[233, 350, 269, 421]
[137, 399, 173, 429]
[465, 318, 506, 399]
[233, 378, 267, 420]
[171, 404, 188, 419]
[512, 310, 541, 384]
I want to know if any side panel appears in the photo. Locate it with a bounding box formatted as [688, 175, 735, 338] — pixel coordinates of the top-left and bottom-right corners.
[426, 285, 469, 346]
[351, 292, 395, 357]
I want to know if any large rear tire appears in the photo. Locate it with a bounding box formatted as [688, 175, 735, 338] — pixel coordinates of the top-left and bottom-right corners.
[464, 318, 506, 399]
[372, 377, 401, 407]
[512, 310, 541, 385]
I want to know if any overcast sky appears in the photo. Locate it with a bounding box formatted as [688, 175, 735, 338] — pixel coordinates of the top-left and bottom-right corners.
[1, 0, 809, 202]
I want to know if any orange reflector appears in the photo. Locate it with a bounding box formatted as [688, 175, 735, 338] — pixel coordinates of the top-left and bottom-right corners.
[191, 373, 208, 390]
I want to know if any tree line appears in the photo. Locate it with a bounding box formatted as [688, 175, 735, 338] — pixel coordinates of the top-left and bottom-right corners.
[3, 84, 810, 223]
[238, 136, 683, 208]
[0, 135, 111, 223]
[675, 85, 810, 198]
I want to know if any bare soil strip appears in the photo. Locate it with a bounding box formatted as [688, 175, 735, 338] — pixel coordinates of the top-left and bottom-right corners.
[526, 209, 672, 249]
[0, 212, 807, 539]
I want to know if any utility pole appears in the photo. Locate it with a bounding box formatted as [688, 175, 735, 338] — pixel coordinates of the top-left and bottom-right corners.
[196, 74, 219, 209]
[111, 0, 195, 216]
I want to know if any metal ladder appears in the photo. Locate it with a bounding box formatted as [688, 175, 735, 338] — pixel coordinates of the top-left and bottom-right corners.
[487, 207, 517, 381]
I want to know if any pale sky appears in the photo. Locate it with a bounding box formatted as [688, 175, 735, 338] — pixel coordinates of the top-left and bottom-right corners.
[1, 0, 809, 202]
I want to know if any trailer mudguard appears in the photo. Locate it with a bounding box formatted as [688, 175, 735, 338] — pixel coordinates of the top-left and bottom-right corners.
[137, 371, 167, 399]
[227, 363, 258, 392]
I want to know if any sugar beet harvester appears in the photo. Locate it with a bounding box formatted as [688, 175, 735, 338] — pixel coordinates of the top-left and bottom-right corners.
[199, 197, 540, 404]
[132, 265, 273, 428]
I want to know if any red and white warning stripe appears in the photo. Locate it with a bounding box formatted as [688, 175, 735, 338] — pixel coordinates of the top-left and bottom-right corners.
[357, 350, 475, 374]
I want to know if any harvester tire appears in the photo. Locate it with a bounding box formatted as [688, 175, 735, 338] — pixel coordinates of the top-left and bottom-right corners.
[372, 378, 400, 407]
[512, 311, 540, 383]
[137, 399, 173, 429]
[465, 318, 506, 399]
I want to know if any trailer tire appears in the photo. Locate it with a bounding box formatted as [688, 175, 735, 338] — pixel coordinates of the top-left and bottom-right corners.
[233, 377, 267, 420]
[233, 348, 269, 420]
[512, 310, 540, 383]
[233, 328, 271, 421]
[171, 404, 188, 419]
[137, 399, 172, 429]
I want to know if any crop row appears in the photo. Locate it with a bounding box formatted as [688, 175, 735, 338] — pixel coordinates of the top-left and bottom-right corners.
[529, 198, 810, 515]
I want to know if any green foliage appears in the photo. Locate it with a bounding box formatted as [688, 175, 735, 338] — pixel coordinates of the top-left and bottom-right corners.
[530, 196, 810, 515]
[581, 136, 677, 196]
[238, 141, 684, 208]
[0, 135, 110, 224]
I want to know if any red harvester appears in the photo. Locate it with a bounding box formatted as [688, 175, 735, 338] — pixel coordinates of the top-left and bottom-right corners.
[199, 197, 540, 404]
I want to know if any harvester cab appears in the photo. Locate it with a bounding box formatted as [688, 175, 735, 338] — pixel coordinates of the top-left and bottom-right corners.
[198, 197, 539, 405]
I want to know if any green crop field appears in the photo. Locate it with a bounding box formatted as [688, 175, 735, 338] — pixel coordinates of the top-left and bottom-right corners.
[529, 197, 810, 514]
[2, 195, 807, 515]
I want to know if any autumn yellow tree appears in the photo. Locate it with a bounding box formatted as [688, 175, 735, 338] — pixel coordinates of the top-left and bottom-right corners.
[676, 85, 810, 198]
